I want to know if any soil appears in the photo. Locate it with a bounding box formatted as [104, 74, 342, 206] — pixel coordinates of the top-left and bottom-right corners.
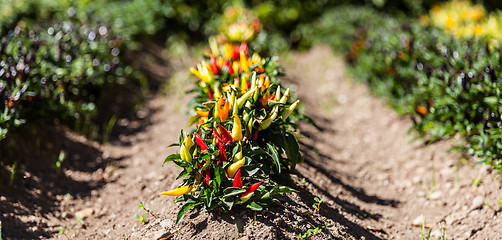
[1, 46, 502, 240]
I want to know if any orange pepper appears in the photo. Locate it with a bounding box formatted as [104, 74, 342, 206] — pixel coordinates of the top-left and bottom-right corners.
[416, 106, 428, 115]
[217, 97, 230, 122]
[196, 111, 209, 117]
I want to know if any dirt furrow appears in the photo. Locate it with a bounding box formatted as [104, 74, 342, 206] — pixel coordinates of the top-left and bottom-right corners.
[285, 46, 502, 240]
[20, 46, 502, 239]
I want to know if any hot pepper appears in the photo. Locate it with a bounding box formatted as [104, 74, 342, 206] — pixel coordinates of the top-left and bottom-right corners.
[416, 106, 427, 115]
[227, 157, 245, 177]
[213, 85, 222, 100]
[236, 86, 257, 111]
[160, 185, 193, 196]
[259, 105, 279, 130]
[281, 100, 300, 121]
[209, 54, 219, 75]
[241, 74, 249, 94]
[205, 170, 211, 187]
[217, 140, 227, 164]
[240, 50, 249, 71]
[216, 97, 230, 122]
[207, 87, 214, 100]
[180, 132, 194, 163]
[231, 114, 243, 142]
[240, 182, 261, 202]
[259, 91, 270, 107]
[194, 132, 208, 151]
[234, 149, 243, 162]
[279, 88, 290, 104]
[196, 110, 209, 117]
[232, 169, 243, 188]
[218, 123, 234, 144]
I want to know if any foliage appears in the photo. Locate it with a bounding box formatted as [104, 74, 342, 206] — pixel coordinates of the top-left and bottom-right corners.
[427, 0, 502, 49]
[303, 3, 502, 169]
[0, 12, 131, 141]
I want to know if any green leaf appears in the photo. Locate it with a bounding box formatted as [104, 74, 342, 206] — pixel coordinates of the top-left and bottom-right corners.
[246, 201, 263, 211]
[220, 197, 234, 210]
[484, 96, 498, 106]
[270, 185, 298, 195]
[283, 132, 303, 169]
[176, 202, 202, 224]
[163, 154, 181, 166]
[266, 143, 281, 174]
[166, 142, 180, 148]
[214, 166, 223, 189]
[243, 163, 262, 177]
[222, 187, 246, 198]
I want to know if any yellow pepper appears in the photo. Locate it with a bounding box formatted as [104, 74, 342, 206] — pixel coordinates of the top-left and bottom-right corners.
[180, 132, 194, 163]
[241, 74, 249, 94]
[240, 50, 249, 71]
[160, 185, 193, 196]
[234, 149, 243, 162]
[213, 85, 222, 99]
[259, 105, 279, 130]
[236, 86, 257, 111]
[281, 100, 300, 121]
[279, 88, 290, 104]
[231, 114, 243, 141]
[227, 158, 245, 177]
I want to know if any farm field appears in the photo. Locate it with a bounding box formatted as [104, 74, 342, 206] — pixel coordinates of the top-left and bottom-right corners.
[1, 1, 502, 239]
[2, 46, 501, 239]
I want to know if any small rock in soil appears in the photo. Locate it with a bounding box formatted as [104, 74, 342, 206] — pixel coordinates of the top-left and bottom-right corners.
[160, 219, 173, 229]
[75, 207, 94, 219]
[429, 191, 442, 200]
[471, 196, 484, 210]
[412, 215, 426, 227]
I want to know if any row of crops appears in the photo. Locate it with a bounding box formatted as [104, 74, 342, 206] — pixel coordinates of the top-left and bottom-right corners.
[161, 17, 305, 221]
[333, 1, 502, 169]
[2, 0, 502, 179]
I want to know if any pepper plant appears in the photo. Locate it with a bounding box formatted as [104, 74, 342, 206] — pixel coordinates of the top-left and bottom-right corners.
[161, 13, 306, 223]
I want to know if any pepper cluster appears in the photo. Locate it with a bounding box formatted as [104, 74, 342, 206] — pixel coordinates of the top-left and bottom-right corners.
[161, 17, 304, 223]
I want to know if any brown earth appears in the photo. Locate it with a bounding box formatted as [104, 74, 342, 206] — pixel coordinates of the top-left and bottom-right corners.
[1, 46, 502, 239]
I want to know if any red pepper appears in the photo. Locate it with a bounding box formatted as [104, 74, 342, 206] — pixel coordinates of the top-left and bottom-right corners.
[240, 43, 248, 56]
[242, 182, 261, 197]
[269, 93, 276, 102]
[251, 130, 259, 141]
[207, 87, 213, 100]
[194, 132, 208, 151]
[232, 169, 242, 188]
[210, 54, 219, 74]
[233, 45, 240, 60]
[217, 141, 227, 164]
[212, 128, 222, 142]
[205, 170, 211, 186]
[229, 63, 234, 75]
[218, 123, 234, 145]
